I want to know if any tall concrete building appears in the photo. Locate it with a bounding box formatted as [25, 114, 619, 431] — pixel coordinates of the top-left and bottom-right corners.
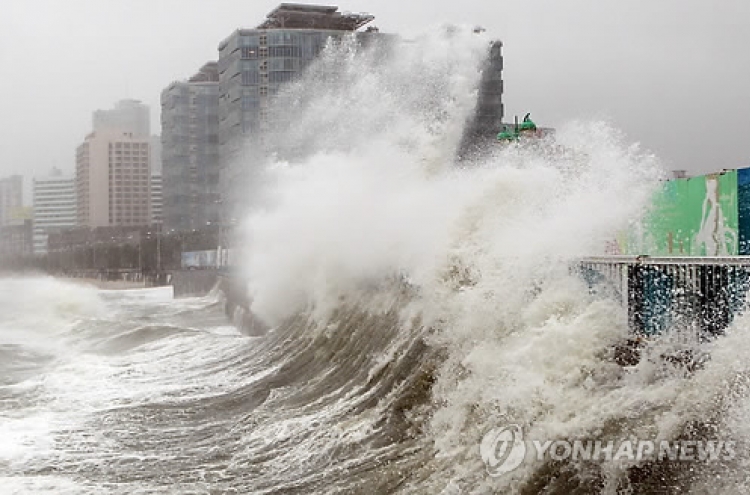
[160, 62, 220, 232]
[76, 130, 151, 228]
[217, 3, 375, 222]
[151, 174, 162, 225]
[457, 40, 504, 161]
[32, 168, 76, 255]
[150, 135, 163, 176]
[0, 175, 23, 227]
[93, 99, 151, 138]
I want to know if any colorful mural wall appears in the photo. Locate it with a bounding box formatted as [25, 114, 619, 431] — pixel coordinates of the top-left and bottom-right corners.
[627, 167, 750, 256]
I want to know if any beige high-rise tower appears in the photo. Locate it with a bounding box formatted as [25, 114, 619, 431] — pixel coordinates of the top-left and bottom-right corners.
[76, 130, 151, 227]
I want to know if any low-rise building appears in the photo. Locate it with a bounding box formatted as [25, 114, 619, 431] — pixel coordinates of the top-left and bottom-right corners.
[0, 175, 23, 227]
[0, 219, 33, 258]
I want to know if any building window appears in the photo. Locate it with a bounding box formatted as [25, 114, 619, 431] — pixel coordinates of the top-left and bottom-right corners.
[269, 31, 298, 46]
[240, 34, 259, 47]
[269, 71, 296, 83]
[270, 58, 300, 71]
[242, 71, 259, 86]
[241, 96, 260, 111]
[269, 46, 301, 58]
[241, 47, 259, 59]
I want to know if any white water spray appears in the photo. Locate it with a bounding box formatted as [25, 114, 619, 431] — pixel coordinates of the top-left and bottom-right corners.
[228, 22, 750, 493]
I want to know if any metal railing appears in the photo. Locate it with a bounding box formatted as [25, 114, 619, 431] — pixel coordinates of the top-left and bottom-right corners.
[577, 256, 750, 337]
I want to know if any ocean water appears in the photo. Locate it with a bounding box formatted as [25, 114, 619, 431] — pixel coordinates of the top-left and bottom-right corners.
[3, 26, 750, 494]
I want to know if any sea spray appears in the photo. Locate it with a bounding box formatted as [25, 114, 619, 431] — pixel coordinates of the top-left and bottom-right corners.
[239, 26, 494, 325]
[233, 23, 747, 493]
[7, 24, 750, 494]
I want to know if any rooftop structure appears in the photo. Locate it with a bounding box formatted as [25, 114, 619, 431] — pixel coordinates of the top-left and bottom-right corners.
[256, 3, 374, 31]
[189, 61, 220, 83]
[93, 99, 151, 138]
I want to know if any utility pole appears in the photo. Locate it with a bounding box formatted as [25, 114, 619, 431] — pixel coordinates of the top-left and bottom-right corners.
[156, 222, 162, 274]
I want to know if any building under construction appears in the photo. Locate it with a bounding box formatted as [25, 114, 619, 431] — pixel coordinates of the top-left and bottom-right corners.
[256, 3, 374, 30]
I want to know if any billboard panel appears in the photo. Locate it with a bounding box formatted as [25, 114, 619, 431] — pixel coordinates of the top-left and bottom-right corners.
[629, 171, 738, 256]
[181, 250, 217, 268]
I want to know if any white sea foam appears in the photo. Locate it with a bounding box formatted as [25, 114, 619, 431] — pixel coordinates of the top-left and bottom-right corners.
[4, 24, 749, 494]
[230, 21, 750, 492]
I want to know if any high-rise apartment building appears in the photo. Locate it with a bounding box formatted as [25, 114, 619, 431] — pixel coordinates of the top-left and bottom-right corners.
[217, 4, 375, 221]
[76, 130, 151, 228]
[0, 175, 23, 227]
[93, 99, 151, 138]
[151, 174, 162, 225]
[160, 62, 220, 232]
[32, 168, 76, 255]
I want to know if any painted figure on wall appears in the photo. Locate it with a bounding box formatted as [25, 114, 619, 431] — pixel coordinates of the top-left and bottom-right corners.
[694, 175, 737, 255]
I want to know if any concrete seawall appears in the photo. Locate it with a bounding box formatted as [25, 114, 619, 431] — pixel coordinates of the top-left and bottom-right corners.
[171, 269, 220, 298]
[54, 269, 169, 289]
[170, 269, 268, 336]
[216, 274, 268, 336]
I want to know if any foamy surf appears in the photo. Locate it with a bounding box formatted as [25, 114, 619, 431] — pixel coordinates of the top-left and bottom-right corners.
[2, 25, 748, 495]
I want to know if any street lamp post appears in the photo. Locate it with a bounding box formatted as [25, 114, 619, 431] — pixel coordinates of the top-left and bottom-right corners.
[156, 221, 162, 275]
[214, 199, 223, 268]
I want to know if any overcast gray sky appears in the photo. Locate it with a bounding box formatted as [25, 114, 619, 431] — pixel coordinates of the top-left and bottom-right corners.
[1, 0, 748, 199]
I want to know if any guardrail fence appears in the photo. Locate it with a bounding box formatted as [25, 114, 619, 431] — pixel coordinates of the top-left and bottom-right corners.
[577, 256, 750, 338]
